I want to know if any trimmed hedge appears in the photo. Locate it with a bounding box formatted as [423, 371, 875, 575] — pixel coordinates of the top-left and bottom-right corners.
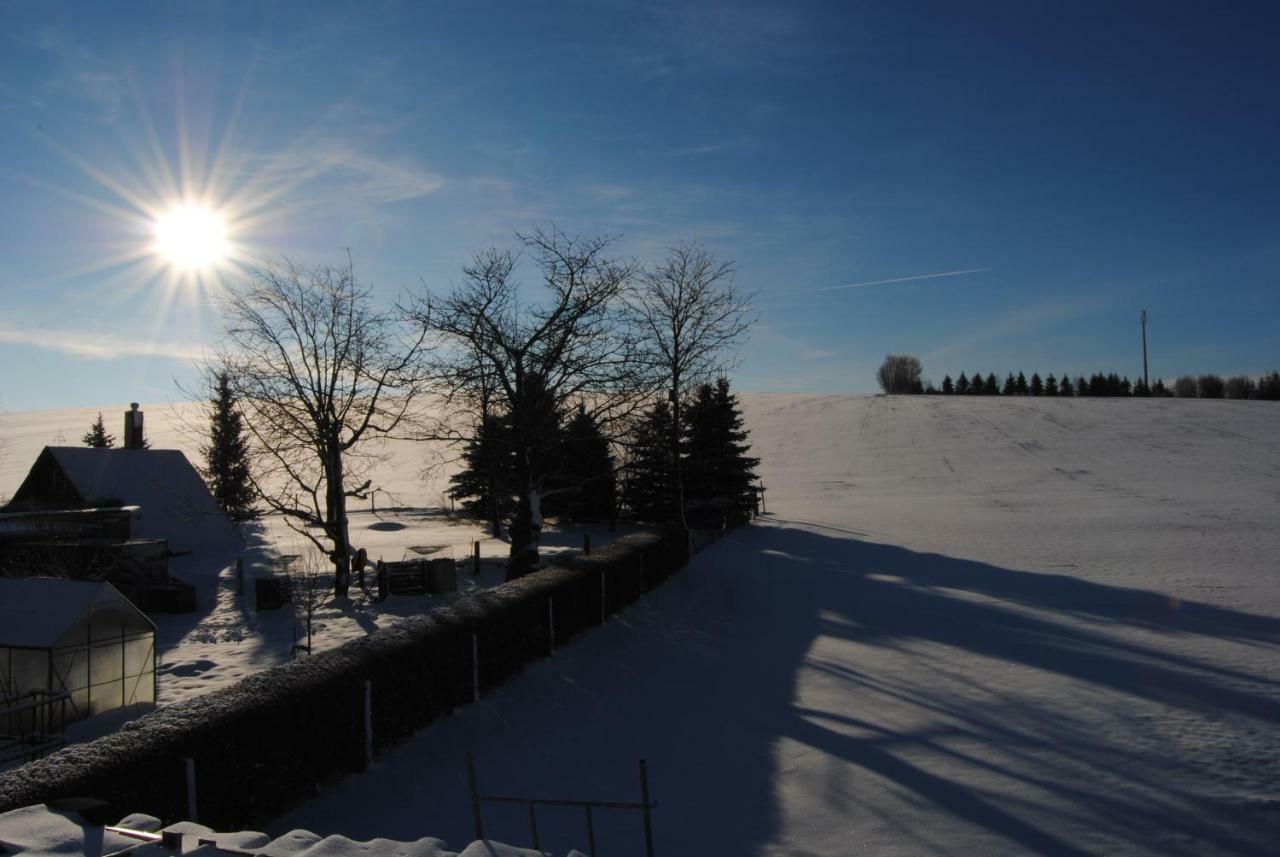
[0, 527, 691, 830]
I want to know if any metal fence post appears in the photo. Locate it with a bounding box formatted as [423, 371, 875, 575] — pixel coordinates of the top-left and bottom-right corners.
[466, 753, 485, 841]
[640, 759, 654, 857]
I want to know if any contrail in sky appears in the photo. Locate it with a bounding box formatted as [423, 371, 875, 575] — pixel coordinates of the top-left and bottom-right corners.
[801, 267, 990, 294]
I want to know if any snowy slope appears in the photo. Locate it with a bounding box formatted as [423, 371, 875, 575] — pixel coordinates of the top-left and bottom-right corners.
[256, 394, 1279, 856]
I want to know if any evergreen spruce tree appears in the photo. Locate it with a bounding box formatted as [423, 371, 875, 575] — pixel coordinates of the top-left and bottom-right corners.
[447, 412, 515, 536]
[1015, 371, 1029, 395]
[549, 404, 616, 523]
[1045, 373, 1058, 396]
[1060, 375, 1074, 396]
[1030, 373, 1043, 396]
[683, 378, 760, 527]
[956, 372, 970, 394]
[1256, 371, 1280, 401]
[942, 374, 954, 395]
[82, 412, 116, 448]
[984, 373, 999, 395]
[202, 372, 256, 521]
[1076, 376, 1089, 396]
[623, 399, 678, 523]
[1119, 376, 1133, 396]
[1152, 378, 1169, 397]
[1002, 373, 1016, 396]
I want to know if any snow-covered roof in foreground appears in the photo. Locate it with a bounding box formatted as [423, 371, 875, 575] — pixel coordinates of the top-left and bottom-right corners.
[41, 447, 240, 553]
[0, 578, 148, 650]
[0, 804, 587, 856]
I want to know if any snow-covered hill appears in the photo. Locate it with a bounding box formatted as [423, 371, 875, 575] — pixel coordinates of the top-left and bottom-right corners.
[4, 395, 1279, 854]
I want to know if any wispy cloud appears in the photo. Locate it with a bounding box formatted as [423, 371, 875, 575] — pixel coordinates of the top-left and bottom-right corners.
[0, 324, 204, 361]
[662, 137, 755, 158]
[800, 268, 991, 294]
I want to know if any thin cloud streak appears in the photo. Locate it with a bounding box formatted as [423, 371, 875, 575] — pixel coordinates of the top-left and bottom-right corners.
[0, 324, 205, 361]
[801, 268, 991, 294]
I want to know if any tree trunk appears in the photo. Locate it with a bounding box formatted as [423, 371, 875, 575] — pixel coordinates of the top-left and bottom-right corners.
[327, 440, 351, 597]
[507, 447, 538, 580]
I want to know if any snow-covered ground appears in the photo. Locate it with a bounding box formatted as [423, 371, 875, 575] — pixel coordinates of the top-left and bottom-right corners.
[4, 395, 1280, 854]
[0, 403, 628, 714]
[262, 395, 1277, 856]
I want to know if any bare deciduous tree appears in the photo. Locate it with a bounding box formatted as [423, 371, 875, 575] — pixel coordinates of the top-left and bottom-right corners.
[220, 259, 431, 596]
[408, 227, 652, 578]
[628, 240, 753, 527]
[877, 354, 924, 394]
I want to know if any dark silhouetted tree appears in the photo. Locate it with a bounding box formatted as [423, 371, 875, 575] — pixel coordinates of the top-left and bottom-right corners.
[220, 258, 432, 595]
[1002, 374, 1016, 396]
[941, 375, 954, 395]
[548, 404, 617, 523]
[82, 412, 116, 448]
[1197, 374, 1225, 399]
[1044, 373, 1058, 396]
[1152, 378, 1170, 397]
[202, 370, 256, 521]
[1257, 371, 1280, 400]
[1030, 373, 1043, 396]
[447, 411, 514, 535]
[877, 354, 924, 394]
[1060, 375, 1074, 396]
[629, 239, 752, 529]
[983, 373, 998, 395]
[683, 377, 760, 527]
[410, 230, 649, 578]
[956, 372, 970, 394]
[1174, 376, 1197, 397]
[623, 399, 678, 523]
[1015, 371, 1029, 395]
[1224, 375, 1256, 400]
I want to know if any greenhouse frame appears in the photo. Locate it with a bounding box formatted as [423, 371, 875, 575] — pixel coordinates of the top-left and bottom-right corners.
[0, 578, 156, 730]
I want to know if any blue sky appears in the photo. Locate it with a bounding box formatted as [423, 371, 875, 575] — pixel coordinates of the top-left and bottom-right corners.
[1, 1, 1277, 410]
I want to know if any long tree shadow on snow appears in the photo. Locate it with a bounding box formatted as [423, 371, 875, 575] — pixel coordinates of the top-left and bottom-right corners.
[271, 523, 1280, 856]
[707, 524, 1280, 856]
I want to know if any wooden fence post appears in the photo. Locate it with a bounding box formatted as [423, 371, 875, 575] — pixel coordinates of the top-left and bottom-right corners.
[363, 680, 374, 768]
[183, 757, 198, 823]
[471, 634, 480, 703]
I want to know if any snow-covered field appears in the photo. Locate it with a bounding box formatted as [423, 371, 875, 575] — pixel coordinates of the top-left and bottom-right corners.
[265, 395, 1276, 856]
[4, 395, 1280, 854]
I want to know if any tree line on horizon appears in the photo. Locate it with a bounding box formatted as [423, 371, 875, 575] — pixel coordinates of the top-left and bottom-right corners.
[878, 354, 1280, 400]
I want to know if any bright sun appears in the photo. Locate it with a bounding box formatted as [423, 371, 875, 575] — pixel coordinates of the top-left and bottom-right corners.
[152, 204, 230, 271]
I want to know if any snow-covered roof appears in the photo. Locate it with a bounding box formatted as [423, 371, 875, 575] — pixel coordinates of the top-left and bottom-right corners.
[37, 447, 240, 553]
[0, 578, 149, 650]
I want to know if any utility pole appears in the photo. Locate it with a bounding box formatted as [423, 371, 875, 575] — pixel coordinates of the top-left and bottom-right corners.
[1140, 310, 1149, 388]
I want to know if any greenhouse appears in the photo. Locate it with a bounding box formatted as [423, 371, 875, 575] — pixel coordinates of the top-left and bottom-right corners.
[0, 578, 156, 726]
